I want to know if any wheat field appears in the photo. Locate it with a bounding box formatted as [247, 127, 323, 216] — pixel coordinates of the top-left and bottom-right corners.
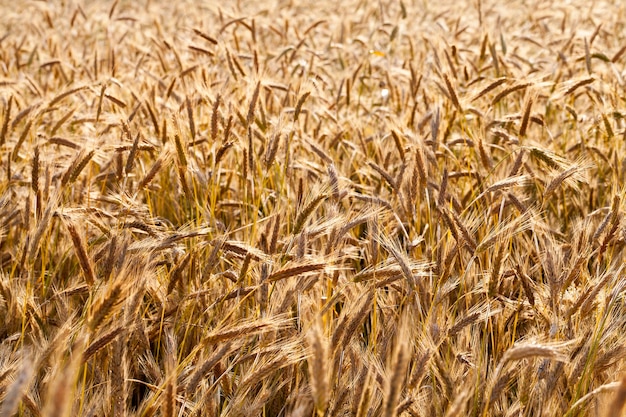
[1, 0, 626, 416]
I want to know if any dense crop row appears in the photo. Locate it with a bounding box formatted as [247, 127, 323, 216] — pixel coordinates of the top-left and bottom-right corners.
[1, 1, 626, 416]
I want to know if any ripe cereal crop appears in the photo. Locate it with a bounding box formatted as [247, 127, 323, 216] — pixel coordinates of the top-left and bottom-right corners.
[1, 0, 626, 416]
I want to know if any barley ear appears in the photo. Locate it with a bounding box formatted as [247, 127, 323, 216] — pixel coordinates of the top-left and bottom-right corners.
[0, 356, 35, 417]
[606, 374, 626, 417]
[247, 81, 261, 127]
[306, 320, 329, 413]
[382, 318, 410, 417]
[65, 221, 96, 286]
